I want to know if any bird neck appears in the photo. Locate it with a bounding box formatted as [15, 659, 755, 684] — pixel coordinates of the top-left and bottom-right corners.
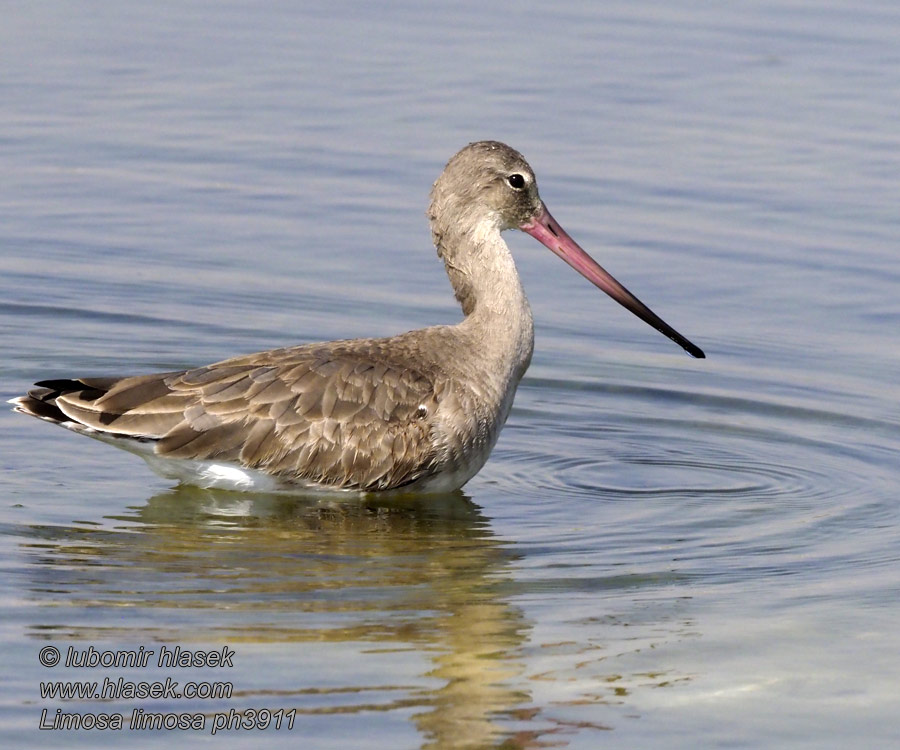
[434, 217, 534, 375]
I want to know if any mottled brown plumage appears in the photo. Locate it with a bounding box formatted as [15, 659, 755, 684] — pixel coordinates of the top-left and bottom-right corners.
[15, 335, 464, 491]
[11, 141, 703, 493]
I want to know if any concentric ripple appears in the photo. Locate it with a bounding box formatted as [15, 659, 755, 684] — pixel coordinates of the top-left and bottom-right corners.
[486, 371, 900, 593]
[500, 372, 899, 496]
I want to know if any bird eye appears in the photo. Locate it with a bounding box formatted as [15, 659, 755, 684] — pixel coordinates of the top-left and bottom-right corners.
[507, 173, 525, 190]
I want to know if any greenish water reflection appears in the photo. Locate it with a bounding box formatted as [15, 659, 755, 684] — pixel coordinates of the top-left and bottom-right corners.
[22, 488, 544, 748]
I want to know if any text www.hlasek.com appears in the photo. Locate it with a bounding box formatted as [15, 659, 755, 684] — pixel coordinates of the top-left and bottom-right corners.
[38, 645, 296, 734]
[41, 677, 232, 701]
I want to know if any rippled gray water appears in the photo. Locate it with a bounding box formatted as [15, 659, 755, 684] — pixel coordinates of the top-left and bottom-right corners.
[2, 1, 900, 748]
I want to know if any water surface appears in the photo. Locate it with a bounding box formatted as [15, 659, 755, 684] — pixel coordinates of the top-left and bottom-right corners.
[2, 1, 900, 748]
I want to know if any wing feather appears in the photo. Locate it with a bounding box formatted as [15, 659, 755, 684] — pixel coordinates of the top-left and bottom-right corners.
[17, 340, 445, 491]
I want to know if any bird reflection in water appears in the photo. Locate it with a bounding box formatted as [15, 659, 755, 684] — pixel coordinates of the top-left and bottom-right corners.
[22, 487, 566, 748]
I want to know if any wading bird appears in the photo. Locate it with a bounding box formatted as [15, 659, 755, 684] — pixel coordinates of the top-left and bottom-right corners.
[11, 141, 704, 493]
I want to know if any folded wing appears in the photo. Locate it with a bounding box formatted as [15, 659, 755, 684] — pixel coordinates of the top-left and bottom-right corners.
[13, 343, 443, 491]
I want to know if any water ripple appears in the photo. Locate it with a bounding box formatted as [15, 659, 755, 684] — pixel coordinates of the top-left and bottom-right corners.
[504, 377, 899, 498]
[490, 376, 900, 593]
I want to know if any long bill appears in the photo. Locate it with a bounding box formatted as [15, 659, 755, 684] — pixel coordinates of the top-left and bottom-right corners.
[520, 205, 705, 359]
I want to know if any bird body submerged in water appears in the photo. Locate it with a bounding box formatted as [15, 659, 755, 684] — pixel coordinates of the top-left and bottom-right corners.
[11, 141, 704, 493]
